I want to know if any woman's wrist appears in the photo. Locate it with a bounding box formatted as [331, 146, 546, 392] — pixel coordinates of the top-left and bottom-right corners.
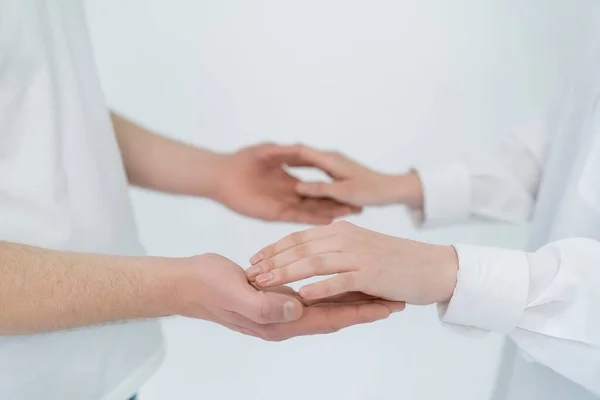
[384, 171, 424, 209]
[431, 245, 459, 304]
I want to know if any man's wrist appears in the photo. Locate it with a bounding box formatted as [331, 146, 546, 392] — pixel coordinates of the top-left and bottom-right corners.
[189, 151, 232, 200]
[137, 256, 191, 319]
[153, 254, 217, 320]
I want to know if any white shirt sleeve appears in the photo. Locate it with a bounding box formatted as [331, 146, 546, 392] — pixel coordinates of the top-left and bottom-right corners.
[413, 117, 551, 227]
[440, 239, 600, 396]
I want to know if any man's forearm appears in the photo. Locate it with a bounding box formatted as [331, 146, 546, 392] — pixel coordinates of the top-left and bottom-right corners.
[111, 112, 225, 197]
[0, 241, 178, 335]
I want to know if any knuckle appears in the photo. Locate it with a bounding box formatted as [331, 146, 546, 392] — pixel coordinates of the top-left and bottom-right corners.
[294, 144, 309, 156]
[307, 256, 324, 274]
[276, 267, 288, 281]
[289, 231, 304, 246]
[329, 236, 346, 251]
[261, 244, 275, 258]
[333, 220, 352, 232]
[257, 303, 273, 324]
[293, 243, 310, 259]
[261, 257, 276, 273]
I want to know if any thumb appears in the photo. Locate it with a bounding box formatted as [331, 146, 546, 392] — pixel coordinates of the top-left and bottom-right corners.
[296, 181, 357, 204]
[241, 290, 304, 324]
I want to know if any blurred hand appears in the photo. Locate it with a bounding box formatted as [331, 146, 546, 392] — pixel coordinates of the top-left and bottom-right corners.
[173, 253, 404, 341]
[245, 221, 458, 306]
[212, 144, 361, 225]
[282, 145, 423, 208]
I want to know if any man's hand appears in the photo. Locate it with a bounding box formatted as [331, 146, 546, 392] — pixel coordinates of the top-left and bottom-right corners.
[172, 253, 404, 341]
[245, 221, 458, 306]
[210, 144, 361, 225]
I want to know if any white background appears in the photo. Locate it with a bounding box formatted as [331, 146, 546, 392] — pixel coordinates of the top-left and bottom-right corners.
[86, 1, 592, 399]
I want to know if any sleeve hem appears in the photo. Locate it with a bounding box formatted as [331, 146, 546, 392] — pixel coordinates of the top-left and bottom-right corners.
[411, 161, 472, 229]
[440, 244, 530, 334]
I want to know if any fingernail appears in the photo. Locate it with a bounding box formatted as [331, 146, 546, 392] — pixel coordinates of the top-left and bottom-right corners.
[250, 252, 264, 265]
[256, 272, 275, 285]
[246, 266, 261, 278]
[283, 301, 297, 321]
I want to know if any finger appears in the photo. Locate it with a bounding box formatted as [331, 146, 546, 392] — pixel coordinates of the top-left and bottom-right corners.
[303, 292, 406, 313]
[256, 302, 392, 341]
[299, 273, 359, 300]
[275, 202, 334, 226]
[259, 285, 309, 306]
[279, 145, 352, 179]
[296, 181, 357, 205]
[249, 237, 342, 280]
[249, 225, 336, 265]
[260, 285, 298, 297]
[285, 198, 351, 222]
[254, 254, 355, 288]
[374, 300, 407, 313]
[254, 144, 317, 166]
[279, 209, 333, 226]
[295, 198, 362, 219]
[233, 289, 304, 324]
[303, 291, 378, 306]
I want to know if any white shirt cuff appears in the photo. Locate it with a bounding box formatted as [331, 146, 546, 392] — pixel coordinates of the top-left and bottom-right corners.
[411, 161, 472, 228]
[439, 244, 530, 333]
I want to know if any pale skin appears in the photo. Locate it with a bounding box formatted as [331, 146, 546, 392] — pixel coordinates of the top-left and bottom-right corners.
[0, 115, 403, 338]
[246, 147, 460, 307]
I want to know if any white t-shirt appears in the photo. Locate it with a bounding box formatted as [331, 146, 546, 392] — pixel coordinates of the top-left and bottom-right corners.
[0, 0, 164, 399]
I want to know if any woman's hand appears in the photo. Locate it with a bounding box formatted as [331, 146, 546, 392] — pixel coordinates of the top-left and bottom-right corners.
[245, 222, 458, 306]
[285, 146, 424, 209]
